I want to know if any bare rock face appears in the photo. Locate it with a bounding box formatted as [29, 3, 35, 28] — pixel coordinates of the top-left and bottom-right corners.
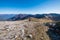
[0, 20, 50, 40]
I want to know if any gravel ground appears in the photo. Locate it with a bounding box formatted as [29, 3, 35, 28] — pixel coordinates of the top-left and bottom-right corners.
[0, 20, 50, 40]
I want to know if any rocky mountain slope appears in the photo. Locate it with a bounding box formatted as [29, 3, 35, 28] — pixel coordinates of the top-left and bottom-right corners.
[0, 18, 52, 40]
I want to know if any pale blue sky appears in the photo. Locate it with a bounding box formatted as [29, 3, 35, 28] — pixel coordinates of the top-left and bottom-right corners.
[0, 0, 60, 14]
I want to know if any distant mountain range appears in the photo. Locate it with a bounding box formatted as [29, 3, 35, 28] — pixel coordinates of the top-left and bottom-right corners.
[0, 13, 60, 21]
[0, 14, 16, 21]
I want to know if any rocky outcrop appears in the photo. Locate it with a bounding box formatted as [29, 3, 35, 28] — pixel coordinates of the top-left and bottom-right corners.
[0, 20, 50, 40]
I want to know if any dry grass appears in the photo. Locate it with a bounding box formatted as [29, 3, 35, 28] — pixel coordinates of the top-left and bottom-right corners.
[27, 17, 39, 22]
[33, 25, 50, 40]
[39, 18, 53, 23]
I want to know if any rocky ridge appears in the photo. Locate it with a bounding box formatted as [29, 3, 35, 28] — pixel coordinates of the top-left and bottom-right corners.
[0, 19, 51, 40]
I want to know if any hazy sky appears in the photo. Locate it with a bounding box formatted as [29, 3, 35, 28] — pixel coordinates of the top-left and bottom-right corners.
[0, 0, 60, 14]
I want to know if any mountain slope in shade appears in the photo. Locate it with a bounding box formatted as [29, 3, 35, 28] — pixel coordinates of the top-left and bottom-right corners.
[7, 14, 34, 21]
[0, 13, 60, 21]
[7, 14, 45, 21]
[44, 13, 60, 21]
[7, 13, 60, 21]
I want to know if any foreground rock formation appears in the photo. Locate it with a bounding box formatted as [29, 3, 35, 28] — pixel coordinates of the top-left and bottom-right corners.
[0, 19, 52, 40]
